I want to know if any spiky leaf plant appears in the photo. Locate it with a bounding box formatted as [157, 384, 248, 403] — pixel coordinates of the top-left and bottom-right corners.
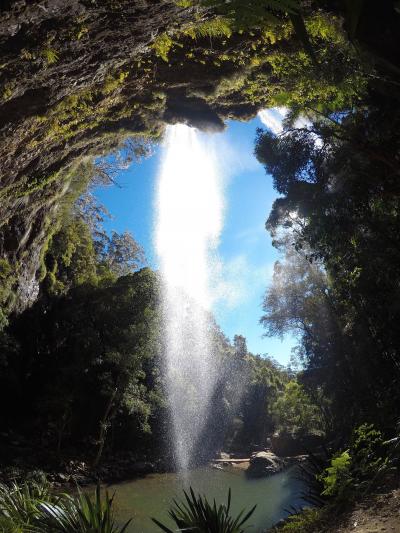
[152, 487, 256, 533]
[0, 480, 53, 530]
[32, 484, 132, 533]
[0, 480, 131, 533]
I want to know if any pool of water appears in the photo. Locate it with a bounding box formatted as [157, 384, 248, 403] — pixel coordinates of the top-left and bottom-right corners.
[108, 466, 308, 532]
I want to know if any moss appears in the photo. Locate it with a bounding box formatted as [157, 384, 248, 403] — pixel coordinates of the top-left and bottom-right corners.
[18, 170, 61, 198]
[37, 216, 61, 284]
[20, 48, 36, 61]
[32, 68, 135, 146]
[174, 0, 193, 6]
[213, 72, 247, 97]
[41, 48, 59, 65]
[70, 17, 90, 41]
[0, 258, 18, 330]
[0, 259, 12, 281]
[103, 70, 129, 95]
[152, 33, 174, 62]
[2, 82, 14, 101]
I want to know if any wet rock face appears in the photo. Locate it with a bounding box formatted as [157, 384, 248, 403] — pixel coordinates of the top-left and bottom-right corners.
[0, 0, 184, 312]
[0, 1, 266, 313]
[163, 95, 226, 132]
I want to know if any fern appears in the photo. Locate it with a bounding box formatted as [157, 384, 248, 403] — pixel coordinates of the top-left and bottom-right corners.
[200, 0, 300, 29]
[199, 1, 317, 63]
[41, 48, 59, 65]
[185, 16, 233, 39]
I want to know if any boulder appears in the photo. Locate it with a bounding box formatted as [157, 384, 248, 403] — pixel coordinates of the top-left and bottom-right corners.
[246, 451, 284, 478]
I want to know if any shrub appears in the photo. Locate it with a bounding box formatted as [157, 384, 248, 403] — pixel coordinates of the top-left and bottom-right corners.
[33, 485, 131, 533]
[319, 423, 389, 501]
[277, 508, 323, 532]
[0, 480, 53, 530]
[351, 423, 385, 477]
[319, 450, 352, 499]
[152, 487, 256, 533]
[0, 481, 131, 533]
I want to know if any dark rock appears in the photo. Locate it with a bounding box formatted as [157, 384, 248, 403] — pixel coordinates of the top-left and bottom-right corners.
[271, 433, 325, 457]
[163, 95, 226, 132]
[246, 451, 284, 478]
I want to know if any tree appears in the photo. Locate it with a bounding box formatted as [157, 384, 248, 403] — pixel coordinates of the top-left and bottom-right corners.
[42, 218, 98, 296]
[271, 380, 323, 437]
[233, 334, 247, 360]
[4, 268, 162, 461]
[98, 231, 145, 277]
[255, 85, 400, 435]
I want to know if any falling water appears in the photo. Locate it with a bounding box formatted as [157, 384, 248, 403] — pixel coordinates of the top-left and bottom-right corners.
[154, 124, 223, 471]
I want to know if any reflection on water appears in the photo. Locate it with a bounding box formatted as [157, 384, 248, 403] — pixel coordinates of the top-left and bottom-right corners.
[109, 466, 308, 532]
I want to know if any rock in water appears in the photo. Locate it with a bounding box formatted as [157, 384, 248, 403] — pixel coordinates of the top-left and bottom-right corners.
[246, 451, 284, 478]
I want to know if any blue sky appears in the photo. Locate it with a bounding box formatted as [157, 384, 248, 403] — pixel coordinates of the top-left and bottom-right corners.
[95, 114, 296, 366]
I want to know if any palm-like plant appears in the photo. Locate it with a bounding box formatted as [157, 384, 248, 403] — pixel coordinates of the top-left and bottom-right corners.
[152, 487, 256, 533]
[0, 480, 53, 530]
[33, 485, 132, 533]
[0, 481, 131, 533]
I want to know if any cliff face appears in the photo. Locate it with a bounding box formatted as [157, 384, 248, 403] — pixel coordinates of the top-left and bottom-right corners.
[0, 1, 174, 310]
[0, 0, 285, 314]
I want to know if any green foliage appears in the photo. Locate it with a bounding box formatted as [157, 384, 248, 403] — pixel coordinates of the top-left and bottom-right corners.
[236, 353, 287, 445]
[152, 488, 256, 533]
[0, 480, 52, 530]
[35, 72, 137, 146]
[255, 76, 400, 433]
[0, 258, 16, 330]
[33, 485, 131, 532]
[41, 47, 59, 65]
[0, 481, 131, 532]
[184, 17, 233, 40]
[271, 381, 324, 437]
[103, 71, 129, 95]
[97, 230, 145, 277]
[277, 508, 323, 532]
[320, 450, 352, 498]
[175, 0, 193, 6]
[1, 266, 162, 459]
[350, 424, 388, 485]
[319, 424, 388, 501]
[200, 0, 300, 30]
[152, 33, 174, 62]
[42, 218, 98, 295]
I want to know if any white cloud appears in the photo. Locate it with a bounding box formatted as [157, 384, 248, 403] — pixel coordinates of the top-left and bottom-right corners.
[211, 254, 274, 311]
[258, 107, 322, 146]
[258, 107, 287, 134]
[218, 136, 260, 177]
[234, 224, 268, 248]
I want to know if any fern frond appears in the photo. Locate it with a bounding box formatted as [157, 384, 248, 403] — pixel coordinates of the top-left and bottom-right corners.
[185, 16, 233, 40]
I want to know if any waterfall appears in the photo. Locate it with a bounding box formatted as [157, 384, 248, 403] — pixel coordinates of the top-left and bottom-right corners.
[154, 124, 223, 471]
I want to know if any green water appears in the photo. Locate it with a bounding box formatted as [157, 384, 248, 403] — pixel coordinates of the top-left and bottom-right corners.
[109, 466, 307, 532]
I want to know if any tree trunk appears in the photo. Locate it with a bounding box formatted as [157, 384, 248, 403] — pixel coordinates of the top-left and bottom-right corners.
[93, 387, 118, 468]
